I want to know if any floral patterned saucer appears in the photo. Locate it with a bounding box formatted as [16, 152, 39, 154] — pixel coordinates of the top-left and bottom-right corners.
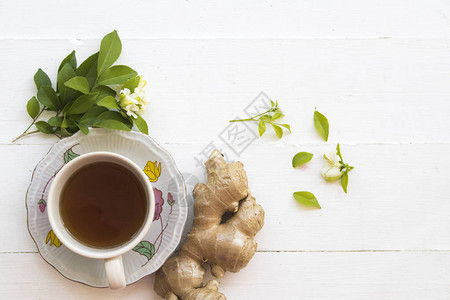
[26, 128, 188, 287]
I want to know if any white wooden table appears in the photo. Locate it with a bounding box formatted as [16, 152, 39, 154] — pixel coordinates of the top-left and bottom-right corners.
[1, 1, 450, 299]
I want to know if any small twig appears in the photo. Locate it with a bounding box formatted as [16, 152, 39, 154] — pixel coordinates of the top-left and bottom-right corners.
[12, 107, 46, 142]
[229, 107, 277, 123]
[11, 130, 40, 143]
[229, 118, 254, 122]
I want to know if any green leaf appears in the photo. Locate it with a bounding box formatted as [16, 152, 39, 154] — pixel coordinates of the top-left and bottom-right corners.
[279, 124, 291, 133]
[26, 96, 40, 119]
[63, 117, 79, 129]
[64, 76, 90, 94]
[94, 119, 132, 132]
[341, 172, 348, 194]
[314, 110, 329, 141]
[37, 86, 60, 111]
[68, 114, 83, 123]
[76, 122, 89, 135]
[134, 114, 148, 134]
[336, 143, 343, 162]
[92, 85, 117, 100]
[120, 110, 134, 123]
[33, 69, 52, 90]
[272, 124, 283, 139]
[66, 93, 98, 115]
[58, 51, 77, 71]
[64, 117, 79, 130]
[61, 116, 68, 128]
[97, 30, 122, 76]
[132, 241, 155, 260]
[79, 106, 108, 127]
[97, 96, 119, 109]
[97, 65, 137, 86]
[76, 52, 98, 88]
[292, 152, 314, 168]
[271, 112, 284, 121]
[62, 101, 72, 114]
[48, 116, 63, 127]
[93, 111, 131, 131]
[122, 75, 141, 93]
[120, 110, 130, 118]
[64, 148, 80, 163]
[293, 191, 321, 209]
[260, 115, 272, 122]
[258, 120, 266, 136]
[35, 121, 54, 134]
[60, 127, 72, 137]
[57, 63, 77, 104]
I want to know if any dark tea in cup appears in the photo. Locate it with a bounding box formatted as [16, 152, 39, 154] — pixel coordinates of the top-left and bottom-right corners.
[48, 151, 155, 289]
[60, 161, 148, 248]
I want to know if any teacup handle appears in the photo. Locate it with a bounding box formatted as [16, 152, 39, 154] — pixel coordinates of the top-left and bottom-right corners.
[105, 255, 126, 290]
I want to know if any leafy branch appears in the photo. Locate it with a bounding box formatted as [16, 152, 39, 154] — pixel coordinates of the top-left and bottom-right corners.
[336, 143, 354, 193]
[13, 30, 149, 143]
[230, 100, 291, 138]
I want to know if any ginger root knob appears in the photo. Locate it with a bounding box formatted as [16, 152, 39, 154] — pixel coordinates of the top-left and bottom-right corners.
[154, 150, 265, 299]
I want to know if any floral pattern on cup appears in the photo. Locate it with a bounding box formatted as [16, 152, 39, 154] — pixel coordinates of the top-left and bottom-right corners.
[134, 163, 175, 266]
[143, 160, 161, 182]
[38, 146, 80, 215]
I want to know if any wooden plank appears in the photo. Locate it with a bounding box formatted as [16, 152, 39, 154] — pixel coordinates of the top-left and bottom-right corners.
[2, 39, 450, 145]
[219, 251, 450, 300]
[0, 251, 448, 299]
[0, 253, 154, 299]
[4, 142, 450, 252]
[1, 1, 450, 38]
[168, 142, 450, 252]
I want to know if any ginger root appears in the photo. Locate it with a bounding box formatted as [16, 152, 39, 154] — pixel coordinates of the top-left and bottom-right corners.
[154, 150, 265, 299]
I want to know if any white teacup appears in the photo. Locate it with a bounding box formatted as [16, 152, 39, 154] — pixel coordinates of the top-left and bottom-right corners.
[47, 151, 155, 290]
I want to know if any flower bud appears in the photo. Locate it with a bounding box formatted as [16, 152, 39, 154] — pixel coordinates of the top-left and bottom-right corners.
[321, 151, 343, 181]
[118, 77, 149, 119]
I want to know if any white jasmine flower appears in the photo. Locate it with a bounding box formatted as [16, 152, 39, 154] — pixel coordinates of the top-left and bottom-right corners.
[118, 77, 149, 119]
[321, 150, 343, 181]
[134, 79, 150, 104]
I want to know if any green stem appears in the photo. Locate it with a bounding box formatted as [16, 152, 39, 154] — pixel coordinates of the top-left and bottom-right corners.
[341, 164, 354, 173]
[11, 130, 40, 143]
[229, 107, 276, 122]
[25, 107, 45, 132]
[230, 118, 255, 122]
[12, 107, 46, 142]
